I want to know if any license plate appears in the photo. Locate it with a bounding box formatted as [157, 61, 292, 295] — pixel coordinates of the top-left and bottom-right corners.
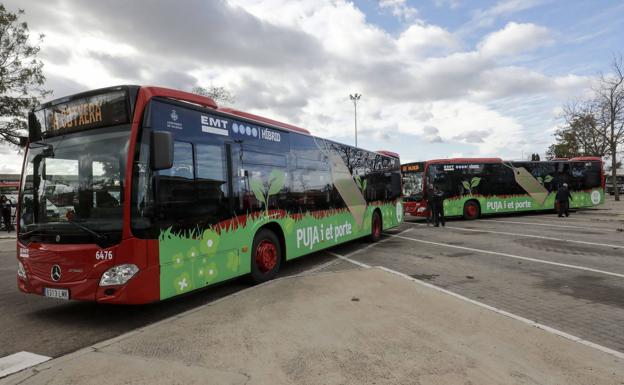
[44, 287, 69, 300]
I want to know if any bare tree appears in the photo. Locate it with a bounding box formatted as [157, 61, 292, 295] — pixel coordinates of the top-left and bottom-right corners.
[593, 56, 624, 201]
[192, 85, 235, 105]
[556, 55, 624, 200]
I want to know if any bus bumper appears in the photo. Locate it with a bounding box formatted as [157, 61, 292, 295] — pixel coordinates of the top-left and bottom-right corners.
[17, 263, 160, 304]
[17, 273, 99, 301]
[404, 201, 428, 217]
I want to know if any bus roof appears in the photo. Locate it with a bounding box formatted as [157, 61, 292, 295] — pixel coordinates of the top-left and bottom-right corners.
[426, 157, 503, 164]
[404, 157, 603, 166]
[569, 156, 602, 162]
[218, 107, 310, 135]
[377, 150, 400, 159]
[143, 86, 218, 110]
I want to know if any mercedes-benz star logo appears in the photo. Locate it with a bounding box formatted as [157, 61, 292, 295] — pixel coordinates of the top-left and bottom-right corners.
[51, 265, 61, 281]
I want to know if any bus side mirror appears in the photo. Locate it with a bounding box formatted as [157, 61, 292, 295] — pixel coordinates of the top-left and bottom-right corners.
[18, 136, 28, 148]
[150, 131, 173, 171]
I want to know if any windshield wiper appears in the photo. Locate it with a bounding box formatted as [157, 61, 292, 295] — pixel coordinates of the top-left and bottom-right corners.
[19, 229, 47, 239]
[66, 219, 107, 243]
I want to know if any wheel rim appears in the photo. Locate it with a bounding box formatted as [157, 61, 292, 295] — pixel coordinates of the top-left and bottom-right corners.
[373, 215, 381, 238]
[466, 204, 477, 218]
[255, 240, 277, 273]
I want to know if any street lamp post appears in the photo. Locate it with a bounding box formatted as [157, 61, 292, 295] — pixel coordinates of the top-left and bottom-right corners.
[349, 93, 361, 147]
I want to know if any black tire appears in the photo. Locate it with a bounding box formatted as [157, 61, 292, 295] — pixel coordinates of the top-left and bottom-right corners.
[250, 229, 282, 284]
[370, 210, 382, 242]
[463, 200, 480, 220]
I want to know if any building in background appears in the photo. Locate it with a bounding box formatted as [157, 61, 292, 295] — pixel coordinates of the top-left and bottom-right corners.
[0, 174, 20, 227]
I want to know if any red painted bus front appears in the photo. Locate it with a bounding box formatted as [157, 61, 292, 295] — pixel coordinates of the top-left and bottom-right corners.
[16, 86, 215, 304]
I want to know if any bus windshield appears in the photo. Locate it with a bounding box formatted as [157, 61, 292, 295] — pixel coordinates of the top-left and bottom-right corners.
[401, 163, 425, 200]
[402, 171, 423, 198]
[19, 126, 130, 244]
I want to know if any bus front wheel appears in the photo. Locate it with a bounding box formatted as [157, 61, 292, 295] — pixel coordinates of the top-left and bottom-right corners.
[370, 210, 382, 242]
[251, 229, 282, 284]
[463, 201, 480, 220]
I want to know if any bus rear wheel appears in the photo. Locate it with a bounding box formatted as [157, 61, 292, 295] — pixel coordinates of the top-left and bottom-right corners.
[370, 210, 382, 242]
[463, 201, 480, 220]
[251, 229, 282, 284]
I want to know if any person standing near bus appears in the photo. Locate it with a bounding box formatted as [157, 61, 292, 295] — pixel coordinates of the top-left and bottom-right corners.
[425, 184, 434, 226]
[431, 186, 445, 227]
[556, 183, 573, 217]
[1, 195, 12, 232]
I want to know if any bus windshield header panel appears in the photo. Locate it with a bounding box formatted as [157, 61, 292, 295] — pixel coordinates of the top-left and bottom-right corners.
[402, 162, 424, 173]
[148, 99, 289, 151]
[30, 90, 130, 140]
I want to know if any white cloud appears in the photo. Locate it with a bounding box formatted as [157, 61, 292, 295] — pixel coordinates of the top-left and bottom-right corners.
[379, 0, 418, 21]
[0, 0, 596, 174]
[423, 126, 443, 143]
[397, 23, 461, 57]
[478, 22, 553, 58]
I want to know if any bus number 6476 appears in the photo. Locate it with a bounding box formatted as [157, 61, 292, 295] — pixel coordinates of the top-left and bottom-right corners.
[96, 250, 113, 260]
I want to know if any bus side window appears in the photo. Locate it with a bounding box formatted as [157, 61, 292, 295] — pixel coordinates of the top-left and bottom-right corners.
[290, 135, 333, 211]
[241, 150, 287, 212]
[156, 141, 195, 229]
[195, 143, 230, 228]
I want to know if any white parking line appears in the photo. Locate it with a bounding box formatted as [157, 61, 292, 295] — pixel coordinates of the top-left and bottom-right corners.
[326, 228, 413, 267]
[395, 234, 624, 279]
[478, 219, 618, 231]
[0, 351, 51, 379]
[405, 222, 624, 249]
[326, 251, 624, 361]
[376, 266, 624, 361]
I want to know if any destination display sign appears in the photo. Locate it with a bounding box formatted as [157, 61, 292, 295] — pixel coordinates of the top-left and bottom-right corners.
[402, 164, 421, 172]
[38, 91, 130, 136]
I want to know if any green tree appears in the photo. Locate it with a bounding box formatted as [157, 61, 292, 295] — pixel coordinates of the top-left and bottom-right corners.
[0, 5, 50, 145]
[546, 128, 581, 159]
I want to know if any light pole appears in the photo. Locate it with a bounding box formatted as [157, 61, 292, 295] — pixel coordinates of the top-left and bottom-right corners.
[349, 93, 361, 147]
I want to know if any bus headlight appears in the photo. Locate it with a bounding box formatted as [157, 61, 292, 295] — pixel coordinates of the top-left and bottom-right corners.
[99, 264, 139, 286]
[17, 261, 26, 279]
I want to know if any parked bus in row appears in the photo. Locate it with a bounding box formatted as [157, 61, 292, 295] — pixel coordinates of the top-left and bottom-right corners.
[402, 157, 604, 219]
[17, 86, 402, 304]
[606, 172, 624, 195]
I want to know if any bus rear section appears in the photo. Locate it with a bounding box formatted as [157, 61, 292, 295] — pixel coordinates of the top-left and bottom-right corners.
[17, 85, 403, 305]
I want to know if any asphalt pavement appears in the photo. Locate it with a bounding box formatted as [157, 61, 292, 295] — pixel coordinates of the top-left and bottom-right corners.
[2, 196, 624, 382]
[326, 197, 624, 353]
[0, 238, 335, 358]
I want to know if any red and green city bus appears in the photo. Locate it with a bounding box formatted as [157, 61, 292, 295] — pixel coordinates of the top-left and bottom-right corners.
[402, 157, 604, 219]
[16, 85, 402, 304]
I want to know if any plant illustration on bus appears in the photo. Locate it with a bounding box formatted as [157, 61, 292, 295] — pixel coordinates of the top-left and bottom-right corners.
[536, 175, 553, 185]
[249, 169, 286, 216]
[462, 176, 481, 196]
[354, 175, 367, 195]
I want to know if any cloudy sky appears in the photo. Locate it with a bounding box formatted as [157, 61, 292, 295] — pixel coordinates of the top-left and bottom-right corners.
[2, 0, 624, 173]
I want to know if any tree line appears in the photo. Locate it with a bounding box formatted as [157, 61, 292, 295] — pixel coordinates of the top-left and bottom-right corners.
[547, 56, 624, 200]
